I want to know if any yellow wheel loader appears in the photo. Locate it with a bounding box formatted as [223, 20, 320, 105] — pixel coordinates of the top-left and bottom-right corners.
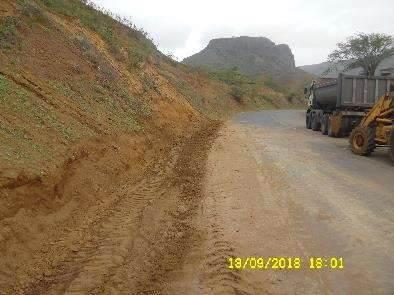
[350, 93, 394, 162]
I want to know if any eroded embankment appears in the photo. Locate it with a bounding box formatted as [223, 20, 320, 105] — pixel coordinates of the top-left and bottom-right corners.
[0, 121, 220, 294]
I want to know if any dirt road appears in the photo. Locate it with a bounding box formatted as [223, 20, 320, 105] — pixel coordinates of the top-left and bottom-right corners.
[178, 110, 393, 294]
[3, 111, 393, 294]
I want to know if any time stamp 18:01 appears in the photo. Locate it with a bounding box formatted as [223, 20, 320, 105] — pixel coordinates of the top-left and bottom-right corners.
[227, 257, 344, 270]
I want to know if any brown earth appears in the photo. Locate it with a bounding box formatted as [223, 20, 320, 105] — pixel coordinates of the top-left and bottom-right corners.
[0, 122, 220, 294]
[0, 1, 305, 293]
[169, 111, 392, 295]
[5, 111, 392, 294]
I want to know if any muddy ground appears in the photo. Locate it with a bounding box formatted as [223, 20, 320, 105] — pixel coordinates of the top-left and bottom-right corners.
[1, 110, 393, 294]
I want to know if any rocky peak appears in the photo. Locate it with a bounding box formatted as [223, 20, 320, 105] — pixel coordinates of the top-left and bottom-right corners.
[183, 36, 296, 77]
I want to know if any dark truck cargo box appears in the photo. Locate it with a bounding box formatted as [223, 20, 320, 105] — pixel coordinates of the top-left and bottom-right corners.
[306, 74, 394, 137]
[313, 74, 394, 110]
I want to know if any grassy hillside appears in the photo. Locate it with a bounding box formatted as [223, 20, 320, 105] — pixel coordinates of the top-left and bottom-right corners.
[205, 67, 301, 107]
[0, 2, 306, 290]
[0, 0, 304, 177]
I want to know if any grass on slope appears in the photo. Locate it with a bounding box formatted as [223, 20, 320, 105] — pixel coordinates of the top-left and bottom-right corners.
[207, 67, 298, 105]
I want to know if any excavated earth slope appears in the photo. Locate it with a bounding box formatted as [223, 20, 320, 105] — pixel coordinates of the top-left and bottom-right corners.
[0, 1, 300, 293]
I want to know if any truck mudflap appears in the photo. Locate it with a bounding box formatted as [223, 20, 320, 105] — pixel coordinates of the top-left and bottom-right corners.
[328, 113, 342, 137]
[328, 112, 365, 138]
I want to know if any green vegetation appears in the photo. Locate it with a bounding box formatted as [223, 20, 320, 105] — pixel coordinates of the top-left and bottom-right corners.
[37, 0, 117, 39]
[37, 0, 155, 70]
[0, 75, 9, 94]
[1, 72, 151, 154]
[0, 78, 66, 141]
[17, 0, 49, 24]
[205, 67, 299, 104]
[229, 86, 246, 102]
[208, 67, 250, 85]
[121, 92, 152, 118]
[327, 33, 394, 76]
[126, 48, 146, 70]
[0, 16, 19, 49]
[48, 80, 74, 97]
[72, 35, 100, 65]
[207, 67, 255, 102]
[262, 76, 285, 93]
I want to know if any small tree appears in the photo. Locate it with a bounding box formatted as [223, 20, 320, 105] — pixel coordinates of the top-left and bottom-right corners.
[327, 33, 394, 76]
[230, 85, 246, 103]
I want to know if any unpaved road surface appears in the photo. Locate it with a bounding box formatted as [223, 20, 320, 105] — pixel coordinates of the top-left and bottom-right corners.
[179, 110, 393, 294]
[4, 111, 393, 294]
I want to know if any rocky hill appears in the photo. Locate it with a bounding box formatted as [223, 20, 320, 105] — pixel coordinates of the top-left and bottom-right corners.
[183, 36, 296, 78]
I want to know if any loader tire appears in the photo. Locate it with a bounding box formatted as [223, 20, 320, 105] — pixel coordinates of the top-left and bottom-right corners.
[349, 126, 376, 156]
[311, 113, 320, 131]
[321, 114, 329, 135]
[306, 112, 312, 129]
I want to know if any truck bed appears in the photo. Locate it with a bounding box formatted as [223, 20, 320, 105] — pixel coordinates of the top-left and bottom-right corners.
[314, 74, 394, 110]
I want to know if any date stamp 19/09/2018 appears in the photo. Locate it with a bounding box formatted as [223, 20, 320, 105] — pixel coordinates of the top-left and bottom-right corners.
[227, 257, 344, 270]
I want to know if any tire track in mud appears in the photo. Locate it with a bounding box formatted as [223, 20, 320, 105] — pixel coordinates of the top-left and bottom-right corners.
[23, 156, 173, 294]
[165, 126, 254, 295]
[122, 123, 222, 294]
[21, 123, 220, 294]
[199, 194, 248, 295]
[185, 125, 266, 295]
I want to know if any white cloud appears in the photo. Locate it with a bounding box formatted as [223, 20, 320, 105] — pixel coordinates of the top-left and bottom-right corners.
[92, 0, 394, 66]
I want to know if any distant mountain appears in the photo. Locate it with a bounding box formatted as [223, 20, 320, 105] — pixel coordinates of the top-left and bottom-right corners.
[299, 56, 394, 78]
[183, 36, 296, 78]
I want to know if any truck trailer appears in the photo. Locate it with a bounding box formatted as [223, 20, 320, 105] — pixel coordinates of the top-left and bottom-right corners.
[305, 74, 394, 137]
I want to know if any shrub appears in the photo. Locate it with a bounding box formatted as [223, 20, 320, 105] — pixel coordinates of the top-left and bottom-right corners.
[230, 86, 246, 102]
[263, 75, 285, 93]
[73, 35, 92, 51]
[37, 0, 156, 59]
[129, 97, 152, 117]
[72, 35, 100, 65]
[48, 80, 73, 97]
[98, 25, 114, 44]
[286, 92, 296, 103]
[209, 67, 249, 85]
[127, 48, 145, 69]
[0, 16, 20, 48]
[17, 0, 49, 24]
[99, 64, 117, 82]
[0, 75, 9, 95]
[163, 51, 178, 67]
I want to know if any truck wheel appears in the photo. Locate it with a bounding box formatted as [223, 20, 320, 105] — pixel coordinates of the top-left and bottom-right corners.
[321, 114, 329, 135]
[341, 117, 351, 137]
[311, 113, 320, 131]
[389, 133, 394, 163]
[349, 126, 376, 156]
[306, 112, 312, 129]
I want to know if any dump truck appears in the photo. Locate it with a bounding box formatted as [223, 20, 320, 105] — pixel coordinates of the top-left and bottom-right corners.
[349, 93, 393, 162]
[305, 74, 394, 137]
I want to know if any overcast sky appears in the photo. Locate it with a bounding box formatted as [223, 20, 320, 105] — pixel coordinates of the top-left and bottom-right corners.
[92, 0, 394, 66]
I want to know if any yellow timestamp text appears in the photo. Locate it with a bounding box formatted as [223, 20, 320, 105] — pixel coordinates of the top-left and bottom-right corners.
[227, 257, 344, 270]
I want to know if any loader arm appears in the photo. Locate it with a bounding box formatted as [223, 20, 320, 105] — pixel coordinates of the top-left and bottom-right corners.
[358, 93, 394, 128]
[350, 93, 394, 157]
